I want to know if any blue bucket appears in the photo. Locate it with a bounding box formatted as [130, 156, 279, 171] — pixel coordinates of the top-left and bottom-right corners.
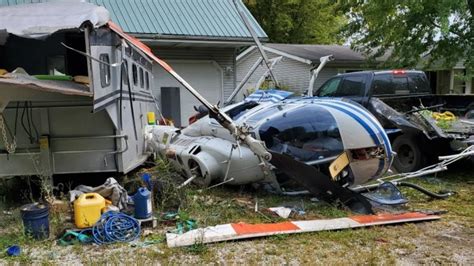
[20, 203, 49, 240]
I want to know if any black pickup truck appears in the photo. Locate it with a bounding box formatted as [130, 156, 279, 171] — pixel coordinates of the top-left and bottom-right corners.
[313, 70, 474, 172]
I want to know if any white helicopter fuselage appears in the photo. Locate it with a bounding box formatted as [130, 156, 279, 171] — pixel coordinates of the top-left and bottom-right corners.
[147, 97, 392, 188]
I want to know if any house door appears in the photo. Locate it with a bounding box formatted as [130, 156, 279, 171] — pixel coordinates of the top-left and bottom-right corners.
[161, 87, 181, 127]
[153, 60, 223, 126]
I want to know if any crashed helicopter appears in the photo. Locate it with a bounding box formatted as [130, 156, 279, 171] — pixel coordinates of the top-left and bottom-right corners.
[146, 88, 394, 213]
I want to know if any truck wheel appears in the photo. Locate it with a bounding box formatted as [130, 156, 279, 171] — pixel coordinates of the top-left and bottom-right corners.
[392, 135, 424, 173]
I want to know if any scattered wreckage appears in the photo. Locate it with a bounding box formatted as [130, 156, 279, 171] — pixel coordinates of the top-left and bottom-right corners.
[146, 95, 394, 213]
[0, 2, 471, 218]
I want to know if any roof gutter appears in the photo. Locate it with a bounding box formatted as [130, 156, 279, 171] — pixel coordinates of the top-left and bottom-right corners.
[130, 33, 268, 44]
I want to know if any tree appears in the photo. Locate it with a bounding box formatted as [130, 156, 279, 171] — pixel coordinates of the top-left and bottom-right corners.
[340, 0, 474, 75]
[243, 0, 345, 44]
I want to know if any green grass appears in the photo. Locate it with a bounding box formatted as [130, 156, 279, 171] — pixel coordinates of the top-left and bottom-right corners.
[0, 161, 472, 264]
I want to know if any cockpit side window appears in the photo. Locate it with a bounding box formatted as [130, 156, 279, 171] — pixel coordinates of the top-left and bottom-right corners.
[259, 105, 343, 162]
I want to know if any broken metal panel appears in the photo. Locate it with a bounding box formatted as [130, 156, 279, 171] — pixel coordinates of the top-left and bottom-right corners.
[166, 212, 440, 247]
[367, 97, 423, 134]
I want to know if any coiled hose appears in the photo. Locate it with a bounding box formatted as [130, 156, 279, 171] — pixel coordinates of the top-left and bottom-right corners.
[92, 211, 141, 244]
[397, 182, 454, 199]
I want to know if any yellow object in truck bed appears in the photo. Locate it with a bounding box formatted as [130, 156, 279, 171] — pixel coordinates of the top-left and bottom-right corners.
[73, 193, 107, 228]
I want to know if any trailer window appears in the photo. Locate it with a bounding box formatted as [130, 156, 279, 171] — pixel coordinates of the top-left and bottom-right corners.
[132, 64, 138, 86]
[125, 45, 132, 57]
[139, 68, 144, 88]
[122, 61, 129, 85]
[145, 72, 150, 90]
[99, 54, 110, 87]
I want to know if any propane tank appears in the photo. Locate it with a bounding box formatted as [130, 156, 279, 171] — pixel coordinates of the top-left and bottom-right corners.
[133, 187, 152, 219]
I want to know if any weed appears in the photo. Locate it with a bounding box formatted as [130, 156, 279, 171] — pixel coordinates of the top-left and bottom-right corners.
[186, 242, 208, 255]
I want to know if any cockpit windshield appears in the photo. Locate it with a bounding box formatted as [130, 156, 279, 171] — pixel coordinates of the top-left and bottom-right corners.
[259, 105, 343, 162]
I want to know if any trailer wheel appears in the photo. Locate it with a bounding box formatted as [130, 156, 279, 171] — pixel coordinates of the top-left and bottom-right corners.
[392, 134, 424, 173]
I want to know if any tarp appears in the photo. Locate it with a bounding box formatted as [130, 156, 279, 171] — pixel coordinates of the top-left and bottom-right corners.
[0, 2, 109, 42]
[0, 68, 92, 97]
[244, 89, 294, 103]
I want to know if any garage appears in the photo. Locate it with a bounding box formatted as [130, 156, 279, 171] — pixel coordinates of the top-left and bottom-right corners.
[154, 60, 223, 127]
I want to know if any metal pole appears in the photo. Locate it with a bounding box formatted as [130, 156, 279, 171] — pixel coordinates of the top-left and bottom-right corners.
[232, 0, 279, 87]
[225, 56, 264, 105]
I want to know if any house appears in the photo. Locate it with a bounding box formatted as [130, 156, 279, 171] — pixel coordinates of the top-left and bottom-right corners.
[236, 43, 378, 98]
[424, 61, 472, 95]
[1, 0, 267, 127]
[237, 43, 473, 97]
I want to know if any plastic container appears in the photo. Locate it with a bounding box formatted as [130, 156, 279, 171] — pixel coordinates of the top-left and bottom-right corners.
[133, 187, 152, 219]
[147, 112, 156, 125]
[20, 203, 49, 240]
[74, 193, 106, 228]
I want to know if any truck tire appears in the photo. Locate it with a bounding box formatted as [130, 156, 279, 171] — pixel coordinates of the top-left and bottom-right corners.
[392, 134, 424, 173]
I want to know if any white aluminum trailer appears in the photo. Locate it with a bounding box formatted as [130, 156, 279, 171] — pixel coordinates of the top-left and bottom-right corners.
[0, 2, 157, 177]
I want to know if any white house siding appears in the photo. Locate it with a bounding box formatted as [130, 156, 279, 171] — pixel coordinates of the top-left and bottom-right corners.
[152, 47, 236, 97]
[150, 47, 236, 126]
[236, 50, 340, 98]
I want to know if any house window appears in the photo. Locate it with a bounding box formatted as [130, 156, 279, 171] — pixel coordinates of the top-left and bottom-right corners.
[139, 67, 144, 88]
[132, 64, 138, 86]
[99, 53, 110, 87]
[145, 72, 150, 90]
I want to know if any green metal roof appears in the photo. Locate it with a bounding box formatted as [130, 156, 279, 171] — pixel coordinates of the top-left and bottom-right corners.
[0, 0, 267, 40]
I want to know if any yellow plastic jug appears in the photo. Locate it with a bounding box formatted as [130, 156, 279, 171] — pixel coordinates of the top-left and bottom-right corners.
[74, 193, 107, 228]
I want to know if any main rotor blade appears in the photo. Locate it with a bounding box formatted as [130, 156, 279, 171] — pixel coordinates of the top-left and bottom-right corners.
[269, 151, 374, 214]
[232, 0, 278, 87]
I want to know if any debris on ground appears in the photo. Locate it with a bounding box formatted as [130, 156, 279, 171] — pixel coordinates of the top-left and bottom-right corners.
[166, 212, 441, 248]
[6, 245, 20, 257]
[69, 177, 129, 211]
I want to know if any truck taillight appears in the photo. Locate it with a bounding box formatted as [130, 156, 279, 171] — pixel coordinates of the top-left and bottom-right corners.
[392, 69, 406, 75]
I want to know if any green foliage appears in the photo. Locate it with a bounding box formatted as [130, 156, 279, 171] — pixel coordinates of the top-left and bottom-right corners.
[244, 0, 346, 44]
[340, 0, 473, 75]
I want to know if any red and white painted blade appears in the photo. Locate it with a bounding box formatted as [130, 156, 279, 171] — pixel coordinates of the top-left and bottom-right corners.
[166, 212, 440, 248]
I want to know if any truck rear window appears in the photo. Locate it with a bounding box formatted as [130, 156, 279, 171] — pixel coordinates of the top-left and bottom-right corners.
[372, 73, 431, 95]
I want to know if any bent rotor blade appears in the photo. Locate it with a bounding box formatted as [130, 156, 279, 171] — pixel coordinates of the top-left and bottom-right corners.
[269, 151, 374, 214]
[108, 22, 271, 161]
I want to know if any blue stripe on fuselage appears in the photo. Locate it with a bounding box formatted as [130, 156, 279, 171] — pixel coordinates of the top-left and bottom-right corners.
[317, 101, 389, 177]
[316, 102, 380, 145]
[322, 100, 392, 158]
